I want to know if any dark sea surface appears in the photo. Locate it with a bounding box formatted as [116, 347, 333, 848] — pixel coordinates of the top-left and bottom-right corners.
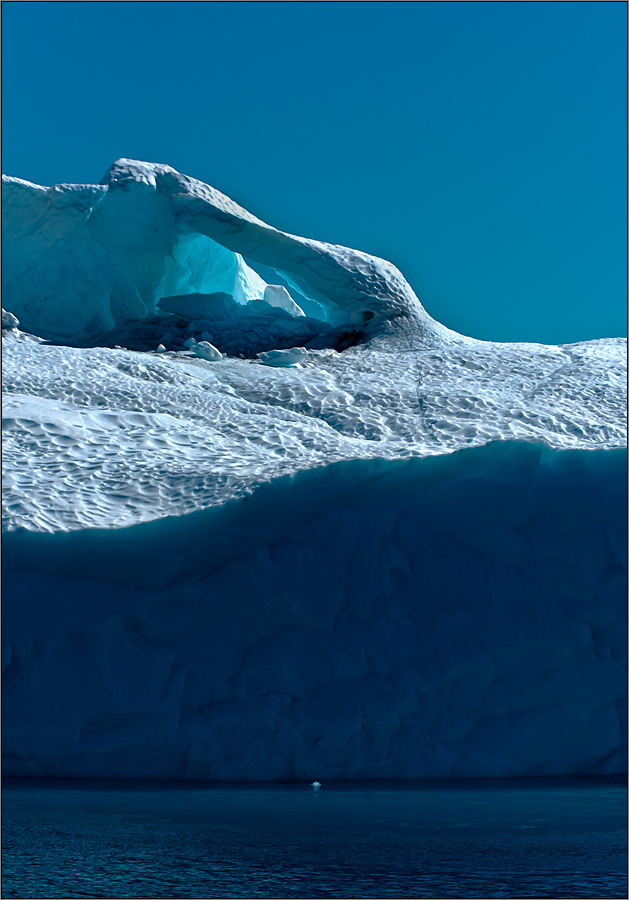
[2, 776, 626, 898]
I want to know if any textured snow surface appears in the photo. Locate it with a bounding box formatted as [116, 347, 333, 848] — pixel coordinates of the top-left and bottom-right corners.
[2, 159, 627, 780]
[2, 330, 625, 532]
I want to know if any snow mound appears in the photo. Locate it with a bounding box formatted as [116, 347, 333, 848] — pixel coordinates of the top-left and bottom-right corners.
[258, 347, 308, 367]
[2, 308, 19, 331]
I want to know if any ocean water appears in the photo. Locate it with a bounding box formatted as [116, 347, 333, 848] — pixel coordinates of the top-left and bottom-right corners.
[2, 777, 626, 898]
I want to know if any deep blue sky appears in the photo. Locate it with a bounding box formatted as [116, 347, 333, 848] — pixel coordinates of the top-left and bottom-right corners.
[2, 1, 626, 343]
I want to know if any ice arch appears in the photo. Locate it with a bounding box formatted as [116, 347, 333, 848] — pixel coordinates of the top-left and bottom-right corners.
[2, 159, 456, 345]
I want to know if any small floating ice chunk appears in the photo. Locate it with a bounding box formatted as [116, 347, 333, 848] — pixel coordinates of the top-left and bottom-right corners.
[155, 344, 167, 353]
[191, 340, 222, 362]
[183, 335, 222, 359]
[258, 347, 308, 367]
[311, 781, 321, 789]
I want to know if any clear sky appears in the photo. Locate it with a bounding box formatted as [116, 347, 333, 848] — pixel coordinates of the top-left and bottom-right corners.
[2, 1, 626, 344]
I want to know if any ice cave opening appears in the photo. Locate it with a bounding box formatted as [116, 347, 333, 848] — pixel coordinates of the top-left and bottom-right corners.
[1, 161, 380, 357]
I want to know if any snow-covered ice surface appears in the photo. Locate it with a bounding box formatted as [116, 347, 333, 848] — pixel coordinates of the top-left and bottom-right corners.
[2, 160, 627, 781]
[2, 330, 626, 532]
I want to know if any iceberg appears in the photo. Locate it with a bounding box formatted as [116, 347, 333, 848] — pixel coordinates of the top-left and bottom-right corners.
[1, 158, 457, 349]
[2, 160, 626, 781]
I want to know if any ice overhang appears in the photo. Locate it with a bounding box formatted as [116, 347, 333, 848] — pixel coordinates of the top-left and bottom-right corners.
[2, 158, 456, 347]
[100, 160, 432, 327]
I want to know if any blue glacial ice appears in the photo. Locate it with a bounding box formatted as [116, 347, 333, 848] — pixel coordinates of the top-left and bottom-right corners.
[1, 159, 627, 781]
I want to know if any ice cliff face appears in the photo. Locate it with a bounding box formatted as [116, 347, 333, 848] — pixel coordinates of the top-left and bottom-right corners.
[2, 161, 627, 781]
